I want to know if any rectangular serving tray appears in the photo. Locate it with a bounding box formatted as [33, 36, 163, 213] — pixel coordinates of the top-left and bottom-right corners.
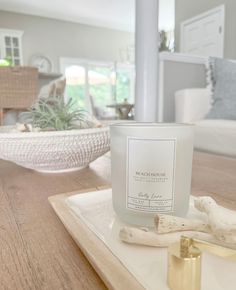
[49, 188, 236, 290]
[48, 188, 144, 290]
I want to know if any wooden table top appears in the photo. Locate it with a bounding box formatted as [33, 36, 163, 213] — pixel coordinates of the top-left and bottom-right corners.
[0, 151, 236, 290]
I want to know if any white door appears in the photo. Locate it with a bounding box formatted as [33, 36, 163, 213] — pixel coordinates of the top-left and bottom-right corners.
[180, 5, 225, 57]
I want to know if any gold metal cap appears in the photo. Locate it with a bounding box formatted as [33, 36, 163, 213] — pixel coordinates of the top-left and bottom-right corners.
[168, 237, 201, 290]
[167, 236, 236, 290]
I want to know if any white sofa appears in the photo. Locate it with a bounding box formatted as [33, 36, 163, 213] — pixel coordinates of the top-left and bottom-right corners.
[175, 88, 236, 157]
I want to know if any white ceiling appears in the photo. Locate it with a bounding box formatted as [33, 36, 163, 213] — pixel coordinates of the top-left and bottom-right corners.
[0, 0, 175, 32]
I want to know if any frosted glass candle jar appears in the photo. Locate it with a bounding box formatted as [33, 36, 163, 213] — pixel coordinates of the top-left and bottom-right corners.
[110, 123, 194, 227]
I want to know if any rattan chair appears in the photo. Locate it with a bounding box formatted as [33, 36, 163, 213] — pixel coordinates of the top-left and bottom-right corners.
[0, 66, 38, 125]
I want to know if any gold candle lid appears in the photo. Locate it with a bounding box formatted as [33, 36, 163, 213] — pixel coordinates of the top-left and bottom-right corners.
[168, 237, 201, 290]
[168, 236, 236, 290]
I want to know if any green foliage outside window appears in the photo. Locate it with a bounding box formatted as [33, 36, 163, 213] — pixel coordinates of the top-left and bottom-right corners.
[66, 67, 134, 111]
[0, 56, 12, 67]
[66, 85, 85, 111]
[116, 71, 131, 103]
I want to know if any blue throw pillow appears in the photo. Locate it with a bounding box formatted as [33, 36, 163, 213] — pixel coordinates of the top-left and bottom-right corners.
[206, 57, 236, 120]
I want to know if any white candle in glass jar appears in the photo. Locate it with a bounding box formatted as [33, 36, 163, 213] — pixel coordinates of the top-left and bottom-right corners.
[110, 123, 194, 227]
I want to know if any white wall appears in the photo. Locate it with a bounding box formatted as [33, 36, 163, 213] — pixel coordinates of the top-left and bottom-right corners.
[162, 58, 205, 121]
[159, 0, 175, 31]
[0, 10, 134, 73]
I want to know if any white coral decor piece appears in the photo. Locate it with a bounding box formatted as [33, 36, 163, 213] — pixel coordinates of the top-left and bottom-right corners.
[0, 126, 110, 172]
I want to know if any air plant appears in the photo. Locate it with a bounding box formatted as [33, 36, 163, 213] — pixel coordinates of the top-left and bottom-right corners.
[21, 96, 89, 131]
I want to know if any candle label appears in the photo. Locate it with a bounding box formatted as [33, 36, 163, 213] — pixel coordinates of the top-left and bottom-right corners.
[126, 137, 176, 213]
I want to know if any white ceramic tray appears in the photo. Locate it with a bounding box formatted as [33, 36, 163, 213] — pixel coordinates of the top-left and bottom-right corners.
[49, 188, 236, 290]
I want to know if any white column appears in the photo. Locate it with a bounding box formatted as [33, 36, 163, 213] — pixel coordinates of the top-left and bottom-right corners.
[135, 0, 159, 122]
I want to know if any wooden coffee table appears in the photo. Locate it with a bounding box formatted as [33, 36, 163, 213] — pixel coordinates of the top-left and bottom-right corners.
[0, 151, 235, 289]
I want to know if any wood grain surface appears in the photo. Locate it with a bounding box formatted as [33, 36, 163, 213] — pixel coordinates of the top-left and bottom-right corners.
[0, 151, 235, 290]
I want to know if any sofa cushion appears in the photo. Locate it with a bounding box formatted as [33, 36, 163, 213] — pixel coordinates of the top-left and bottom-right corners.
[205, 57, 215, 99]
[206, 57, 236, 120]
[194, 119, 236, 157]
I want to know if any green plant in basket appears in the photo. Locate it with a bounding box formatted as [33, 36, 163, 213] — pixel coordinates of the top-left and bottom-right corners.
[22, 96, 89, 131]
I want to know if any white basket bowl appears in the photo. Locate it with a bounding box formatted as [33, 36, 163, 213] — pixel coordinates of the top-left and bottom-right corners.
[0, 126, 110, 173]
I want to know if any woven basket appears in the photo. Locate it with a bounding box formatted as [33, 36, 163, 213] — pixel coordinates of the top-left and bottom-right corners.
[0, 126, 110, 172]
[0, 66, 38, 108]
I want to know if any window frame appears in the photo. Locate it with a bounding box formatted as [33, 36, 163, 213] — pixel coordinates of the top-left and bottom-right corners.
[0, 28, 24, 65]
[60, 57, 135, 112]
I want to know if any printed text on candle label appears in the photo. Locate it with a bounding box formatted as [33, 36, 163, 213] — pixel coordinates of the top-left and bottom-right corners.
[126, 137, 176, 212]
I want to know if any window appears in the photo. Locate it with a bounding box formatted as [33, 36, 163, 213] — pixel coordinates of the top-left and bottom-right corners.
[115, 64, 135, 104]
[64, 65, 86, 111]
[0, 29, 24, 65]
[60, 58, 135, 119]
